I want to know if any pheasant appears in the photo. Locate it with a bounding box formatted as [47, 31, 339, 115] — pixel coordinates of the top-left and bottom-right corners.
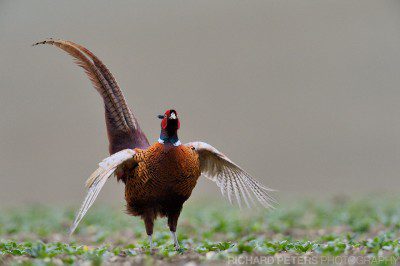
[33, 39, 275, 250]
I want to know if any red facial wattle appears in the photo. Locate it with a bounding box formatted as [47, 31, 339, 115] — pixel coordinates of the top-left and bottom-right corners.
[161, 110, 170, 129]
[161, 110, 180, 130]
[162, 117, 168, 129]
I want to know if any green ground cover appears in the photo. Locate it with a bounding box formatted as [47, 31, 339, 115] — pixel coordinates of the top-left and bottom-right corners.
[1, 197, 400, 265]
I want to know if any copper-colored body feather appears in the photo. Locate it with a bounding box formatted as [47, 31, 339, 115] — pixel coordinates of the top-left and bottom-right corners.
[122, 143, 201, 234]
[127, 143, 200, 206]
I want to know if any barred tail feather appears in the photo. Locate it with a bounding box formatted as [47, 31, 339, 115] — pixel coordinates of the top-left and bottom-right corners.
[33, 38, 149, 153]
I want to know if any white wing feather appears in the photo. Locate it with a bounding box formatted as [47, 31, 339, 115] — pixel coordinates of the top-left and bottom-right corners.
[69, 149, 136, 235]
[186, 142, 276, 208]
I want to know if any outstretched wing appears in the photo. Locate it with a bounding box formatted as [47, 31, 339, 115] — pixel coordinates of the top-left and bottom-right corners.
[186, 142, 276, 209]
[69, 149, 137, 235]
[33, 38, 150, 153]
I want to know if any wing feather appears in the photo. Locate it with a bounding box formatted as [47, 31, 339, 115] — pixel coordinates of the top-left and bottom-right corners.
[69, 149, 136, 235]
[186, 141, 275, 208]
[230, 169, 242, 208]
[236, 176, 253, 208]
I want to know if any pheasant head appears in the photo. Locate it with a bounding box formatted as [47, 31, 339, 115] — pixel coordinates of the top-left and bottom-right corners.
[158, 109, 181, 146]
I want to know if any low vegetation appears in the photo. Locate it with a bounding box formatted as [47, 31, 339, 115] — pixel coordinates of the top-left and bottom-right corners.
[1, 196, 400, 265]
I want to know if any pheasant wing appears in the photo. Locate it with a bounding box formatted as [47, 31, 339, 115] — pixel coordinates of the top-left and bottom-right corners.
[69, 149, 137, 235]
[186, 142, 275, 209]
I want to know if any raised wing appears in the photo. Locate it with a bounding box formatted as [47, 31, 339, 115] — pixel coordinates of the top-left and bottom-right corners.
[69, 149, 136, 235]
[33, 39, 150, 154]
[186, 142, 275, 209]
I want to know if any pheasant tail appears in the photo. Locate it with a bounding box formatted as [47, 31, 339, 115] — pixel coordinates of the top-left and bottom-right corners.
[33, 39, 150, 153]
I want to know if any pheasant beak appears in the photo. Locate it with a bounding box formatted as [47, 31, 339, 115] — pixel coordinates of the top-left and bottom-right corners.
[157, 115, 164, 119]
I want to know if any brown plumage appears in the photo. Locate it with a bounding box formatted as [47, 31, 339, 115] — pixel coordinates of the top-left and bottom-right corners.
[124, 143, 201, 236]
[34, 39, 275, 251]
[32, 38, 149, 153]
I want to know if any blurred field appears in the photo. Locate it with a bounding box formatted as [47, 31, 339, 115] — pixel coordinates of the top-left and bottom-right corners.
[2, 1, 400, 204]
[2, 197, 400, 265]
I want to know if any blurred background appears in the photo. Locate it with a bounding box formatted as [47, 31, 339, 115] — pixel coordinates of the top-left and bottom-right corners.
[1, 0, 400, 205]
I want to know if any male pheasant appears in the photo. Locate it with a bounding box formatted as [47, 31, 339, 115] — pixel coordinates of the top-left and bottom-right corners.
[33, 39, 275, 250]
